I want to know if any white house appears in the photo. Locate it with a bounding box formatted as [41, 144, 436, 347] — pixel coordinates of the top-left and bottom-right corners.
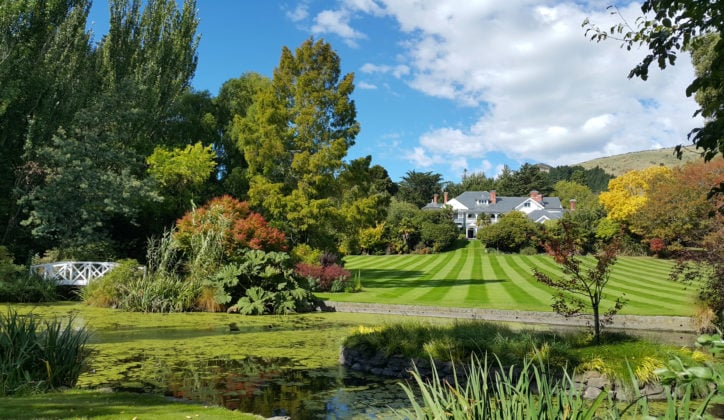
[422, 190, 567, 239]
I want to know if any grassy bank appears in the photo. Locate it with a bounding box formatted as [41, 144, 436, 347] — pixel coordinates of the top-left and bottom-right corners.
[343, 320, 707, 386]
[317, 241, 696, 316]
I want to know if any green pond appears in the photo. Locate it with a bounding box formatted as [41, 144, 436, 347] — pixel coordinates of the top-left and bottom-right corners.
[9, 303, 424, 419]
[5, 303, 713, 419]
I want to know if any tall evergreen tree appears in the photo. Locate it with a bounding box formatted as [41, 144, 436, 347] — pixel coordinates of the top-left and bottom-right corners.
[0, 0, 94, 254]
[235, 38, 359, 250]
[397, 170, 443, 208]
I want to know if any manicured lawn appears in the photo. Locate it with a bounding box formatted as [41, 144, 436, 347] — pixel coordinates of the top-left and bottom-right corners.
[318, 241, 698, 316]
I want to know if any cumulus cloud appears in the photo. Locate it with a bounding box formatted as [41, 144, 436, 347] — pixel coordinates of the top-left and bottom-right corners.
[311, 9, 366, 47]
[354, 0, 701, 170]
[360, 63, 410, 78]
[285, 3, 309, 22]
[357, 81, 378, 89]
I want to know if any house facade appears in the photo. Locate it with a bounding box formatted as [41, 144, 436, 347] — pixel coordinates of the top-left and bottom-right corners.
[422, 190, 566, 239]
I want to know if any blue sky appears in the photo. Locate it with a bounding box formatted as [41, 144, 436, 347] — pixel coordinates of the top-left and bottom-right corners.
[88, 1, 700, 183]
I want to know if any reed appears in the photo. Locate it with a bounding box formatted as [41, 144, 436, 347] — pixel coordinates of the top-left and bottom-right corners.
[0, 308, 89, 395]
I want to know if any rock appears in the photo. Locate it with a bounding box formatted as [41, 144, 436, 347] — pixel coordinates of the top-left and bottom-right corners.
[640, 382, 666, 400]
[583, 386, 603, 400]
[586, 377, 611, 390]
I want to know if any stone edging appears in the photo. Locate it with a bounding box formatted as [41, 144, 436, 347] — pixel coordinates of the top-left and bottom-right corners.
[340, 345, 670, 401]
[324, 301, 695, 332]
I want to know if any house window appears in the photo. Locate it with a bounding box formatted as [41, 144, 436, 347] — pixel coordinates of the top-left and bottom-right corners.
[523, 202, 531, 207]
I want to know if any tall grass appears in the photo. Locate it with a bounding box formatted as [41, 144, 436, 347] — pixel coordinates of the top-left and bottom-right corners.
[0, 308, 89, 395]
[82, 232, 200, 312]
[397, 354, 606, 419]
[397, 354, 716, 419]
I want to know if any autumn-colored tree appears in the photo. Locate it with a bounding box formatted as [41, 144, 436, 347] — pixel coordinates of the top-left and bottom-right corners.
[175, 195, 286, 258]
[630, 160, 724, 247]
[533, 220, 625, 344]
[598, 166, 673, 222]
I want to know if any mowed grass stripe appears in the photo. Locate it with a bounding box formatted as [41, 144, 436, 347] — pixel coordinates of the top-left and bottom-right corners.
[496, 255, 550, 308]
[511, 254, 563, 296]
[528, 254, 695, 315]
[420, 248, 468, 305]
[572, 258, 694, 305]
[487, 255, 541, 311]
[463, 243, 488, 305]
[373, 251, 458, 301]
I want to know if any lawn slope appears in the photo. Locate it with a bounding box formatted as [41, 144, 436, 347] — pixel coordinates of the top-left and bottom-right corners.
[319, 241, 696, 316]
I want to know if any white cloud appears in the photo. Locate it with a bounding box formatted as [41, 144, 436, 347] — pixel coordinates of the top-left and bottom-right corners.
[405, 146, 438, 167]
[285, 4, 309, 22]
[357, 81, 378, 89]
[359, 0, 701, 170]
[360, 63, 410, 77]
[312, 9, 366, 47]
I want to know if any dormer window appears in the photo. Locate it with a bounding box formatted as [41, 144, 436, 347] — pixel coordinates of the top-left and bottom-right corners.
[523, 201, 531, 207]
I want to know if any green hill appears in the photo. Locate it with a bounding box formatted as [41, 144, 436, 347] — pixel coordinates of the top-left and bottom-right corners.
[574, 147, 701, 176]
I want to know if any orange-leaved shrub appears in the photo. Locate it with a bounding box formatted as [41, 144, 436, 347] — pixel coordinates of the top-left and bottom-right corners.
[175, 195, 287, 257]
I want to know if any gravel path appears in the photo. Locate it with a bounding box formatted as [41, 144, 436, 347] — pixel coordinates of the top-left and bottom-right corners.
[323, 301, 695, 333]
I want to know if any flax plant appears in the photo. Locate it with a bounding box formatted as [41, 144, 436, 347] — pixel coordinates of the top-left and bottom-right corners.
[0, 308, 89, 395]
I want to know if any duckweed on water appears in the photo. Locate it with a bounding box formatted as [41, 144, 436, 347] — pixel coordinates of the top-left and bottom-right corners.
[8, 303, 401, 389]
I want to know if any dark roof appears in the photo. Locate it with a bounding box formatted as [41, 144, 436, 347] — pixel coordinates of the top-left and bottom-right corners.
[454, 191, 563, 214]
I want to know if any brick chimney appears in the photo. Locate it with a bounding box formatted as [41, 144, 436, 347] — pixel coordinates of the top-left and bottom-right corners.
[490, 190, 496, 204]
[530, 190, 543, 203]
[433, 193, 438, 204]
[569, 198, 577, 211]
[443, 191, 448, 204]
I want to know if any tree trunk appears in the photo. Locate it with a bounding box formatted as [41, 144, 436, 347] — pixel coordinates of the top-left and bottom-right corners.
[592, 302, 600, 344]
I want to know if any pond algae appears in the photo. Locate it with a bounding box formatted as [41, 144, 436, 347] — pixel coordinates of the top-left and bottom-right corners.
[5, 302, 414, 418]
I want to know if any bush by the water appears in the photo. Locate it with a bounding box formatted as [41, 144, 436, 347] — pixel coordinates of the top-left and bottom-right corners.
[344, 321, 709, 386]
[81, 258, 197, 312]
[0, 309, 89, 395]
[0, 246, 57, 303]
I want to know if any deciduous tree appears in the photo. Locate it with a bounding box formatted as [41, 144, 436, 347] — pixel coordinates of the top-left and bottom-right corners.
[631, 160, 724, 248]
[583, 1, 723, 191]
[534, 221, 626, 344]
[598, 166, 672, 222]
[477, 211, 540, 253]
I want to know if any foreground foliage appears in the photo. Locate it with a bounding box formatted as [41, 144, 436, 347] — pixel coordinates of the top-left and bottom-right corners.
[398, 354, 719, 420]
[0, 309, 89, 395]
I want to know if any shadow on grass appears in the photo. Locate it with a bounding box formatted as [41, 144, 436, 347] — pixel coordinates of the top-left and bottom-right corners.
[356, 269, 505, 288]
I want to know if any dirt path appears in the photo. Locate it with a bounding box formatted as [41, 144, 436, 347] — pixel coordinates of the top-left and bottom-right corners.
[323, 301, 695, 333]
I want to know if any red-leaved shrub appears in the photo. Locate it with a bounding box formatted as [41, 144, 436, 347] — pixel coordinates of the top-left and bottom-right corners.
[295, 262, 350, 292]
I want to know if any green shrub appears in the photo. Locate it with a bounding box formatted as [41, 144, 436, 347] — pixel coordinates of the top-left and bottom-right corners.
[519, 246, 538, 255]
[0, 308, 89, 395]
[0, 248, 57, 303]
[81, 258, 197, 313]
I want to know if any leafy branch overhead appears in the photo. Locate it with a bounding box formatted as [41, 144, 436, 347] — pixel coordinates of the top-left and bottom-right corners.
[583, 1, 724, 174]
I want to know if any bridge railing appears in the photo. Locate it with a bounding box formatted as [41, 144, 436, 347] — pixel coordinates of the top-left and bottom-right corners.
[29, 261, 118, 286]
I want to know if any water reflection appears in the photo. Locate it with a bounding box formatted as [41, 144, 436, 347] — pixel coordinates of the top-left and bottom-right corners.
[155, 357, 409, 419]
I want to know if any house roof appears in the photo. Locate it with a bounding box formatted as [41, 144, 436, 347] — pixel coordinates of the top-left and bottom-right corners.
[423, 190, 566, 223]
[454, 191, 563, 214]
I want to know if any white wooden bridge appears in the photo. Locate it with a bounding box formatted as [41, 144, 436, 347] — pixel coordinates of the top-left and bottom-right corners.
[30, 261, 118, 286]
